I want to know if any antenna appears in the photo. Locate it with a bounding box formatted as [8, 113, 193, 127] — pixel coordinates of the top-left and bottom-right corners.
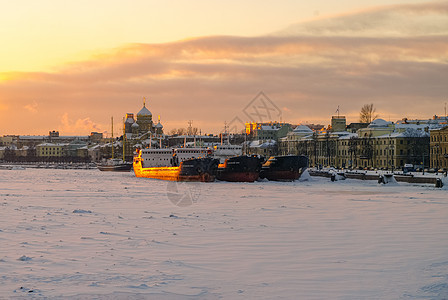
[188, 120, 193, 136]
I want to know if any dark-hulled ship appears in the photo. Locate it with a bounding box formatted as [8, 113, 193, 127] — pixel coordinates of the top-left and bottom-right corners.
[259, 155, 309, 181]
[97, 158, 133, 172]
[178, 157, 219, 182]
[216, 155, 263, 182]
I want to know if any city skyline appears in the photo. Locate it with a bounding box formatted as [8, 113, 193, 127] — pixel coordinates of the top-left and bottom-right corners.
[1, 0, 447, 135]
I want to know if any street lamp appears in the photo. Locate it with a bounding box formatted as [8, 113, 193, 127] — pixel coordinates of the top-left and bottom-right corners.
[434, 144, 440, 172]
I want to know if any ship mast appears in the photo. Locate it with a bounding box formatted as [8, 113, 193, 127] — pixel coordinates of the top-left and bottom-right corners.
[122, 117, 126, 162]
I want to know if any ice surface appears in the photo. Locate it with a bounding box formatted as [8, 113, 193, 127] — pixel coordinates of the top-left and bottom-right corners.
[1, 168, 448, 299]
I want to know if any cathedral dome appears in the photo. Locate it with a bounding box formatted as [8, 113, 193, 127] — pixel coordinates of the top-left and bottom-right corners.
[137, 104, 152, 117]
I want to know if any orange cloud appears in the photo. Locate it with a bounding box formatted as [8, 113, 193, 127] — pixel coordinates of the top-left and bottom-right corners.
[0, 1, 447, 135]
[60, 113, 104, 136]
[24, 100, 38, 113]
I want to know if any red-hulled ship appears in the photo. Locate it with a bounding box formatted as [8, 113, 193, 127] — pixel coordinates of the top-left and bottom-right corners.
[216, 155, 263, 182]
[259, 155, 309, 181]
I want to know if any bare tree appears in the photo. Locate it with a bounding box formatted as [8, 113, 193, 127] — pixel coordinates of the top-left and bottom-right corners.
[169, 128, 178, 135]
[359, 104, 379, 123]
[177, 128, 186, 135]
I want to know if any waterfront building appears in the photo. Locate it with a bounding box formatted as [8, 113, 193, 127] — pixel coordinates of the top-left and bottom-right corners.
[0, 135, 19, 147]
[155, 116, 163, 135]
[278, 125, 314, 155]
[245, 139, 277, 157]
[136, 101, 153, 134]
[278, 118, 432, 170]
[346, 122, 369, 133]
[123, 100, 164, 142]
[430, 126, 448, 170]
[245, 122, 292, 142]
[357, 119, 394, 138]
[89, 132, 103, 144]
[330, 116, 346, 132]
[36, 143, 67, 157]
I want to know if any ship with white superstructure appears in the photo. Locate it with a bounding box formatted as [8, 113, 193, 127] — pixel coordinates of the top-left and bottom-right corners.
[133, 147, 219, 182]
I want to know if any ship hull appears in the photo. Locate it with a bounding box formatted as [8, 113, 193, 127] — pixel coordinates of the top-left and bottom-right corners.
[259, 155, 309, 181]
[216, 171, 260, 182]
[216, 155, 262, 182]
[178, 157, 219, 182]
[134, 165, 181, 181]
[97, 163, 132, 172]
[260, 170, 301, 181]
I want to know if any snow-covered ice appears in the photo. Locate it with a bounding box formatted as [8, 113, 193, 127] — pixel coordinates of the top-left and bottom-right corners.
[1, 168, 448, 299]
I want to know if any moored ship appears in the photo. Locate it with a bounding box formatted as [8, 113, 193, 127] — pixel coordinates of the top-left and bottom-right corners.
[213, 144, 243, 163]
[259, 155, 309, 181]
[133, 148, 218, 182]
[216, 155, 263, 182]
[98, 116, 132, 172]
[97, 158, 133, 172]
[178, 157, 219, 182]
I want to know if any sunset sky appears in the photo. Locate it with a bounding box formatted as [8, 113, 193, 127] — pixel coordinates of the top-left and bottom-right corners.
[1, 0, 447, 136]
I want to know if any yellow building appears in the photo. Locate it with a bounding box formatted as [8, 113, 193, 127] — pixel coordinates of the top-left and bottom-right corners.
[36, 143, 66, 157]
[430, 126, 448, 170]
[357, 119, 394, 138]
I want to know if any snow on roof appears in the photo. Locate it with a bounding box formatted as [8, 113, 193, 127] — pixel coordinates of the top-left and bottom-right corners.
[260, 125, 280, 131]
[428, 124, 447, 131]
[249, 139, 276, 148]
[377, 129, 429, 138]
[332, 131, 353, 137]
[367, 119, 392, 128]
[18, 136, 46, 139]
[377, 132, 406, 138]
[339, 132, 359, 140]
[37, 143, 68, 146]
[293, 125, 313, 133]
[394, 123, 428, 130]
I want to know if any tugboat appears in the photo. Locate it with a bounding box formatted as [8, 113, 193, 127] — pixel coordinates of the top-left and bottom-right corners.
[133, 148, 219, 182]
[259, 155, 309, 181]
[216, 155, 263, 182]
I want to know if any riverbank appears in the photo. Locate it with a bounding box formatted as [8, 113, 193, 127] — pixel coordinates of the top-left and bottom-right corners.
[0, 162, 97, 170]
[309, 167, 447, 186]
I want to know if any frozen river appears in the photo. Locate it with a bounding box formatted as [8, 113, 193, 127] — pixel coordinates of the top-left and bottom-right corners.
[1, 168, 448, 299]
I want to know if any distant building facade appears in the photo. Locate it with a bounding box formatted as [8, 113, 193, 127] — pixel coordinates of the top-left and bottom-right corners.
[430, 126, 448, 170]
